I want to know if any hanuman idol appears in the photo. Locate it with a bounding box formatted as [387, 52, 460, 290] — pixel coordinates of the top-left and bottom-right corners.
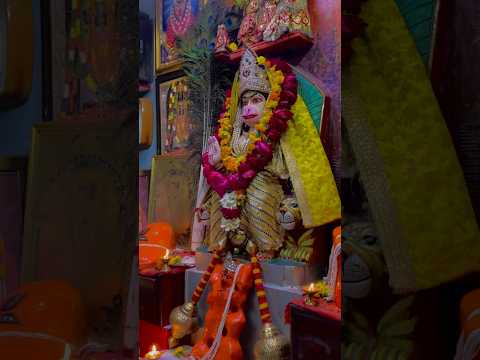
[169, 49, 340, 359]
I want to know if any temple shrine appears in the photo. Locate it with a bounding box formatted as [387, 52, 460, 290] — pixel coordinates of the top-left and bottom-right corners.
[138, 0, 341, 358]
[0, 1, 479, 359]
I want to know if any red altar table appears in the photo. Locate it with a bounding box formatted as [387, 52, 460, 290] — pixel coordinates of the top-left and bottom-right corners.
[287, 298, 341, 360]
[139, 265, 189, 326]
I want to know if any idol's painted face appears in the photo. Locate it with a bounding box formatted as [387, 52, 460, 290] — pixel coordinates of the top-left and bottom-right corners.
[240, 91, 266, 128]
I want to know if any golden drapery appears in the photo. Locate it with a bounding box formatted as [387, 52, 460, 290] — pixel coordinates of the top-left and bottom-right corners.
[206, 148, 287, 252]
[343, 0, 480, 292]
[281, 95, 341, 228]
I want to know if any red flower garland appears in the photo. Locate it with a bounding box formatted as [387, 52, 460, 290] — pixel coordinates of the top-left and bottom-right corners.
[202, 59, 298, 221]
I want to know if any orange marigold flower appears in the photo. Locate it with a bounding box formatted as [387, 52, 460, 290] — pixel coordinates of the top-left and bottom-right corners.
[225, 157, 238, 172]
[256, 124, 266, 132]
[270, 93, 280, 102]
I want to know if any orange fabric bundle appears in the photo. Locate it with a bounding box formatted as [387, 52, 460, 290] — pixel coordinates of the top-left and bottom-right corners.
[139, 222, 175, 269]
[0, 280, 86, 359]
[145, 222, 175, 248]
[460, 289, 480, 328]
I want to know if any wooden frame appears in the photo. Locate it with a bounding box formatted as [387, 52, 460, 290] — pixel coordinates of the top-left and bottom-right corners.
[22, 113, 137, 348]
[0, 0, 34, 109]
[139, 169, 151, 235]
[40, 0, 53, 121]
[0, 157, 27, 301]
[140, 8, 155, 84]
[45, 0, 66, 120]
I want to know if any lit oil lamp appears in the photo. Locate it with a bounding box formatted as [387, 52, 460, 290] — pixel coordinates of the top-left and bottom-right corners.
[145, 344, 162, 359]
[303, 282, 318, 306]
[162, 249, 170, 272]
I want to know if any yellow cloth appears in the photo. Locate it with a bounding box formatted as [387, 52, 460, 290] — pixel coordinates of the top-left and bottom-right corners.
[343, 0, 480, 292]
[227, 67, 340, 229]
[281, 95, 341, 227]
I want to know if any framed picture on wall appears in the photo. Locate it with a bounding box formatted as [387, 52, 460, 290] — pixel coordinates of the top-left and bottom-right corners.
[45, 0, 137, 120]
[0, 0, 33, 109]
[148, 151, 199, 249]
[155, 0, 200, 74]
[22, 114, 137, 348]
[140, 10, 154, 85]
[139, 170, 151, 235]
[157, 75, 195, 154]
[0, 157, 27, 302]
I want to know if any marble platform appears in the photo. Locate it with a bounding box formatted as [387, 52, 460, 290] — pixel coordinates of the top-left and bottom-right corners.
[185, 268, 303, 360]
[194, 249, 324, 288]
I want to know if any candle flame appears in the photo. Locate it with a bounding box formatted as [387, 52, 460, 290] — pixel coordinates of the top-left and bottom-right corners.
[151, 345, 157, 352]
[163, 249, 170, 259]
[308, 283, 315, 291]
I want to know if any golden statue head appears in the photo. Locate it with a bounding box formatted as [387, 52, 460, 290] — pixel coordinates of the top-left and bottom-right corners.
[277, 196, 301, 231]
[342, 221, 386, 299]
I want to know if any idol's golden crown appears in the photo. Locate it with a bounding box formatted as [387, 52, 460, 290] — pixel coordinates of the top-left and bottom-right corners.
[239, 48, 271, 96]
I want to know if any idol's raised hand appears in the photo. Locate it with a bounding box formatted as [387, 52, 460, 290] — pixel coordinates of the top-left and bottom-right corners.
[206, 136, 221, 166]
